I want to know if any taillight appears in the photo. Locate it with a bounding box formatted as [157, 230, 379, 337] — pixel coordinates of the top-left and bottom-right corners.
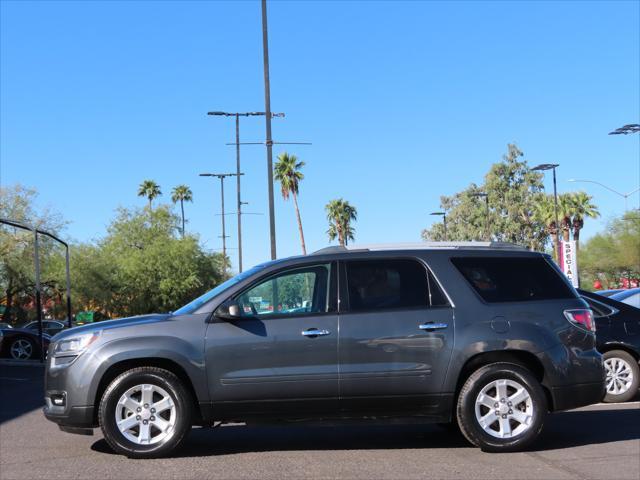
[564, 309, 596, 333]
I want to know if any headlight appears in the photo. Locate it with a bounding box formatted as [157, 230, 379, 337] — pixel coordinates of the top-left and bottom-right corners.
[54, 331, 100, 356]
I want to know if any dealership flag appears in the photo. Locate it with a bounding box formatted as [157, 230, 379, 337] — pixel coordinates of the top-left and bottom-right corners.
[560, 240, 579, 287]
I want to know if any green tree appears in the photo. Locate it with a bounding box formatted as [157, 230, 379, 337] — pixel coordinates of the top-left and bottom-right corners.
[580, 210, 639, 289]
[171, 185, 193, 238]
[82, 206, 224, 316]
[0, 185, 67, 324]
[326, 199, 357, 246]
[274, 152, 307, 255]
[137, 180, 162, 210]
[422, 144, 548, 251]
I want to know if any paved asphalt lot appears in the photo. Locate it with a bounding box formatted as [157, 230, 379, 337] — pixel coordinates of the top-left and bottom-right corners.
[1, 362, 638, 480]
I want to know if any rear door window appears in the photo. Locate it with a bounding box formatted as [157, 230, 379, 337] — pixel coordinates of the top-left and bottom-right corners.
[345, 259, 449, 312]
[451, 256, 575, 303]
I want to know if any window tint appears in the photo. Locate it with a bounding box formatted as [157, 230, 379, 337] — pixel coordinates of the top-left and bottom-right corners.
[236, 264, 332, 317]
[451, 256, 575, 303]
[346, 259, 448, 312]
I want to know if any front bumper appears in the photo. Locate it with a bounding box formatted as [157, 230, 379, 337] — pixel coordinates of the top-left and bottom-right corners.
[43, 349, 98, 431]
[43, 395, 97, 430]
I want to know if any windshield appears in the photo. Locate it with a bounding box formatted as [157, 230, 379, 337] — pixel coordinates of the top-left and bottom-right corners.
[173, 264, 266, 315]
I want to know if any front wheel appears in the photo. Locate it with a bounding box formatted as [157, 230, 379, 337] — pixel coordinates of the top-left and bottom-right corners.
[456, 363, 547, 452]
[603, 350, 639, 403]
[99, 367, 193, 458]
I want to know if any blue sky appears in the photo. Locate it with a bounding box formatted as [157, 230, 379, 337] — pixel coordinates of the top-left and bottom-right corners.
[1, 0, 639, 271]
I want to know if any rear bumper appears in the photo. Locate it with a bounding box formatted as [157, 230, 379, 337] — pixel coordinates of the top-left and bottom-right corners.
[550, 381, 606, 411]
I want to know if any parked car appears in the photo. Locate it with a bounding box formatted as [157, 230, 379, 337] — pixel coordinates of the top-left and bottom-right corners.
[595, 289, 624, 297]
[0, 322, 13, 329]
[44, 242, 604, 458]
[0, 327, 51, 360]
[610, 288, 640, 309]
[21, 320, 67, 337]
[579, 289, 640, 403]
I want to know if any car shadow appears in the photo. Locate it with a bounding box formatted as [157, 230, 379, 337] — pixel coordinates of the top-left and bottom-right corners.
[91, 406, 640, 457]
[0, 363, 44, 425]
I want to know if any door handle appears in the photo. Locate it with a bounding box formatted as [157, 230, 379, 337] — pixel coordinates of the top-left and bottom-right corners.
[419, 323, 448, 331]
[302, 328, 331, 337]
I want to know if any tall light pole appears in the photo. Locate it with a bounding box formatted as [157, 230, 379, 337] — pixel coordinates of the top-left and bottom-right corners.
[200, 173, 243, 276]
[207, 111, 284, 272]
[430, 212, 447, 241]
[608, 124, 640, 135]
[470, 192, 489, 240]
[261, 0, 277, 260]
[532, 164, 560, 255]
[568, 179, 640, 211]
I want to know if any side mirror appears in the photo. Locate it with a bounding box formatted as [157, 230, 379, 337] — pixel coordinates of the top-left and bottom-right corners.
[215, 300, 242, 320]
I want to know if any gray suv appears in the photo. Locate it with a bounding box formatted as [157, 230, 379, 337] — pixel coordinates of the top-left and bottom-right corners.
[44, 243, 604, 458]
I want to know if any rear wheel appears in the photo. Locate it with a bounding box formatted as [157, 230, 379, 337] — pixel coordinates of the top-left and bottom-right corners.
[456, 363, 546, 452]
[99, 367, 192, 458]
[603, 350, 639, 403]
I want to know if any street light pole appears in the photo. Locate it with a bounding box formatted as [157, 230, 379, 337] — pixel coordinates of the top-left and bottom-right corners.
[430, 212, 447, 241]
[568, 179, 640, 212]
[608, 124, 640, 135]
[532, 163, 561, 257]
[200, 173, 243, 276]
[235, 114, 242, 272]
[207, 111, 285, 272]
[261, 0, 277, 260]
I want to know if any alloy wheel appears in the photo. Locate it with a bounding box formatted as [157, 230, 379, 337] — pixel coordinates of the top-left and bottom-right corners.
[604, 357, 634, 396]
[10, 339, 33, 360]
[115, 384, 177, 445]
[474, 379, 534, 439]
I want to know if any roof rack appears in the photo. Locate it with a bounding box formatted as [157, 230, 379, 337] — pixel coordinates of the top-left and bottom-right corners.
[311, 241, 527, 255]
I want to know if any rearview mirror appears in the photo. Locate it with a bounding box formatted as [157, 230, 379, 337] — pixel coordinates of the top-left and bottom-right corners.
[215, 300, 242, 320]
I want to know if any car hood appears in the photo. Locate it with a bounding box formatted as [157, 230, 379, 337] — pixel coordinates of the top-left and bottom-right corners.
[52, 313, 172, 341]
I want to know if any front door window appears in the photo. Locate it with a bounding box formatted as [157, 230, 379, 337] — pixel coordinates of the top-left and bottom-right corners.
[236, 264, 332, 318]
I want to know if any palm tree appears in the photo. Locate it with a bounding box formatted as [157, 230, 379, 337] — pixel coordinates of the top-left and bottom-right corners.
[558, 193, 575, 243]
[274, 152, 307, 254]
[171, 185, 193, 238]
[569, 191, 599, 250]
[533, 194, 561, 260]
[137, 180, 162, 210]
[326, 199, 357, 246]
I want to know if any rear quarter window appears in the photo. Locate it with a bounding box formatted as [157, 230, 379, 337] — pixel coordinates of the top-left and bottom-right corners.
[451, 256, 575, 303]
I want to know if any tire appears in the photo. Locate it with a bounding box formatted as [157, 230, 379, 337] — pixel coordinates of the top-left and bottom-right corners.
[9, 337, 36, 360]
[456, 362, 547, 452]
[603, 350, 640, 403]
[98, 367, 193, 458]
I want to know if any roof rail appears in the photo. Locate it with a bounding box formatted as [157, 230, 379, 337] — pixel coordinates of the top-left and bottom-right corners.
[311, 241, 527, 254]
[311, 246, 348, 255]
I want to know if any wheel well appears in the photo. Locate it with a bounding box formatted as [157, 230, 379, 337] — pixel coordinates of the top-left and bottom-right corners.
[93, 358, 201, 424]
[455, 350, 553, 410]
[598, 344, 640, 362]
